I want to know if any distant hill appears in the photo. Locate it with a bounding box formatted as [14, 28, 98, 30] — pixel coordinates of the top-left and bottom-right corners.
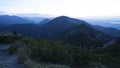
[94, 25, 120, 38]
[0, 15, 36, 25]
[4, 23, 41, 37]
[0, 16, 113, 48]
[15, 13, 55, 23]
[23, 17, 46, 23]
[84, 17, 120, 30]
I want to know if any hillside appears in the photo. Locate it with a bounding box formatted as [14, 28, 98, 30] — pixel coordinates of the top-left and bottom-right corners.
[0, 15, 36, 25]
[39, 16, 113, 48]
[0, 16, 113, 48]
[94, 25, 120, 37]
[0, 32, 119, 68]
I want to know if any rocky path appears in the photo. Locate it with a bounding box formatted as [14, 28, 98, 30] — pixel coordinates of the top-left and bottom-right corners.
[0, 44, 22, 68]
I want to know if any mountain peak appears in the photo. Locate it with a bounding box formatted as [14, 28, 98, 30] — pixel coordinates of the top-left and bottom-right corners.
[47, 16, 87, 26]
[53, 16, 71, 21]
[57, 16, 70, 18]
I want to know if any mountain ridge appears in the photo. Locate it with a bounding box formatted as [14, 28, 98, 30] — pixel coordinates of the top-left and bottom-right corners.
[0, 16, 113, 48]
[0, 15, 36, 25]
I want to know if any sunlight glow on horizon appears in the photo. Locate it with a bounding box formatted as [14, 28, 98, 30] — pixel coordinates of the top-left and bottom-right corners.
[0, 0, 120, 17]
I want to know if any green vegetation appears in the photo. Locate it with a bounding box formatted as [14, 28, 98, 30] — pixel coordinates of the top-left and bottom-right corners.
[17, 39, 91, 67]
[0, 35, 25, 44]
[105, 38, 120, 58]
[103, 38, 120, 68]
[0, 35, 120, 68]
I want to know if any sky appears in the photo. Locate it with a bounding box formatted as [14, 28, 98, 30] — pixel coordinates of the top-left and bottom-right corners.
[0, 0, 120, 17]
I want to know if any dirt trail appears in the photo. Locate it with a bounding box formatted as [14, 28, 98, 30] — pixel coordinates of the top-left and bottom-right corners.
[0, 44, 23, 68]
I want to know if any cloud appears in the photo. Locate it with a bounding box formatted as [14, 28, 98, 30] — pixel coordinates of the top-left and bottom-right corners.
[0, 11, 6, 13]
[110, 22, 120, 24]
[0, 0, 120, 17]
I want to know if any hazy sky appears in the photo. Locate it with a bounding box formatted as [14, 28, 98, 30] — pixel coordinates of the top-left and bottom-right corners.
[0, 0, 120, 17]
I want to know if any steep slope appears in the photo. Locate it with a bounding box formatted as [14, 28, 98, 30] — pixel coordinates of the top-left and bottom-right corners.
[105, 38, 120, 58]
[40, 16, 113, 48]
[39, 16, 89, 40]
[64, 24, 112, 48]
[0, 15, 36, 25]
[94, 25, 120, 37]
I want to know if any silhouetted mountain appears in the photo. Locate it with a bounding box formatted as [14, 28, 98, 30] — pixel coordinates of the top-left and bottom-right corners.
[1, 16, 113, 48]
[39, 16, 89, 40]
[39, 16, 113, 47]
[0, 15, 36, 25]
[94, 25, 120, 38]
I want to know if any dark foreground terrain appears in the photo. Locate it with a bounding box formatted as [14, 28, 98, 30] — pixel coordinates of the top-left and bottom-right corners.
[0, 33, 120, 68]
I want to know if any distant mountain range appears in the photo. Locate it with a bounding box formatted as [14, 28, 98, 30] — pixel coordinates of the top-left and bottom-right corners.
[0, 15, 36, 25]
[83, 17, 120, 30]
[16, 13, 55, 23]
[94, 25, 120, 38]
[0, 16, 115, 48]
[23, 17, 46, 23]
[16, 13, 56, 17]
[0, 15, 119, 37]
[1, 15, 120, 47]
